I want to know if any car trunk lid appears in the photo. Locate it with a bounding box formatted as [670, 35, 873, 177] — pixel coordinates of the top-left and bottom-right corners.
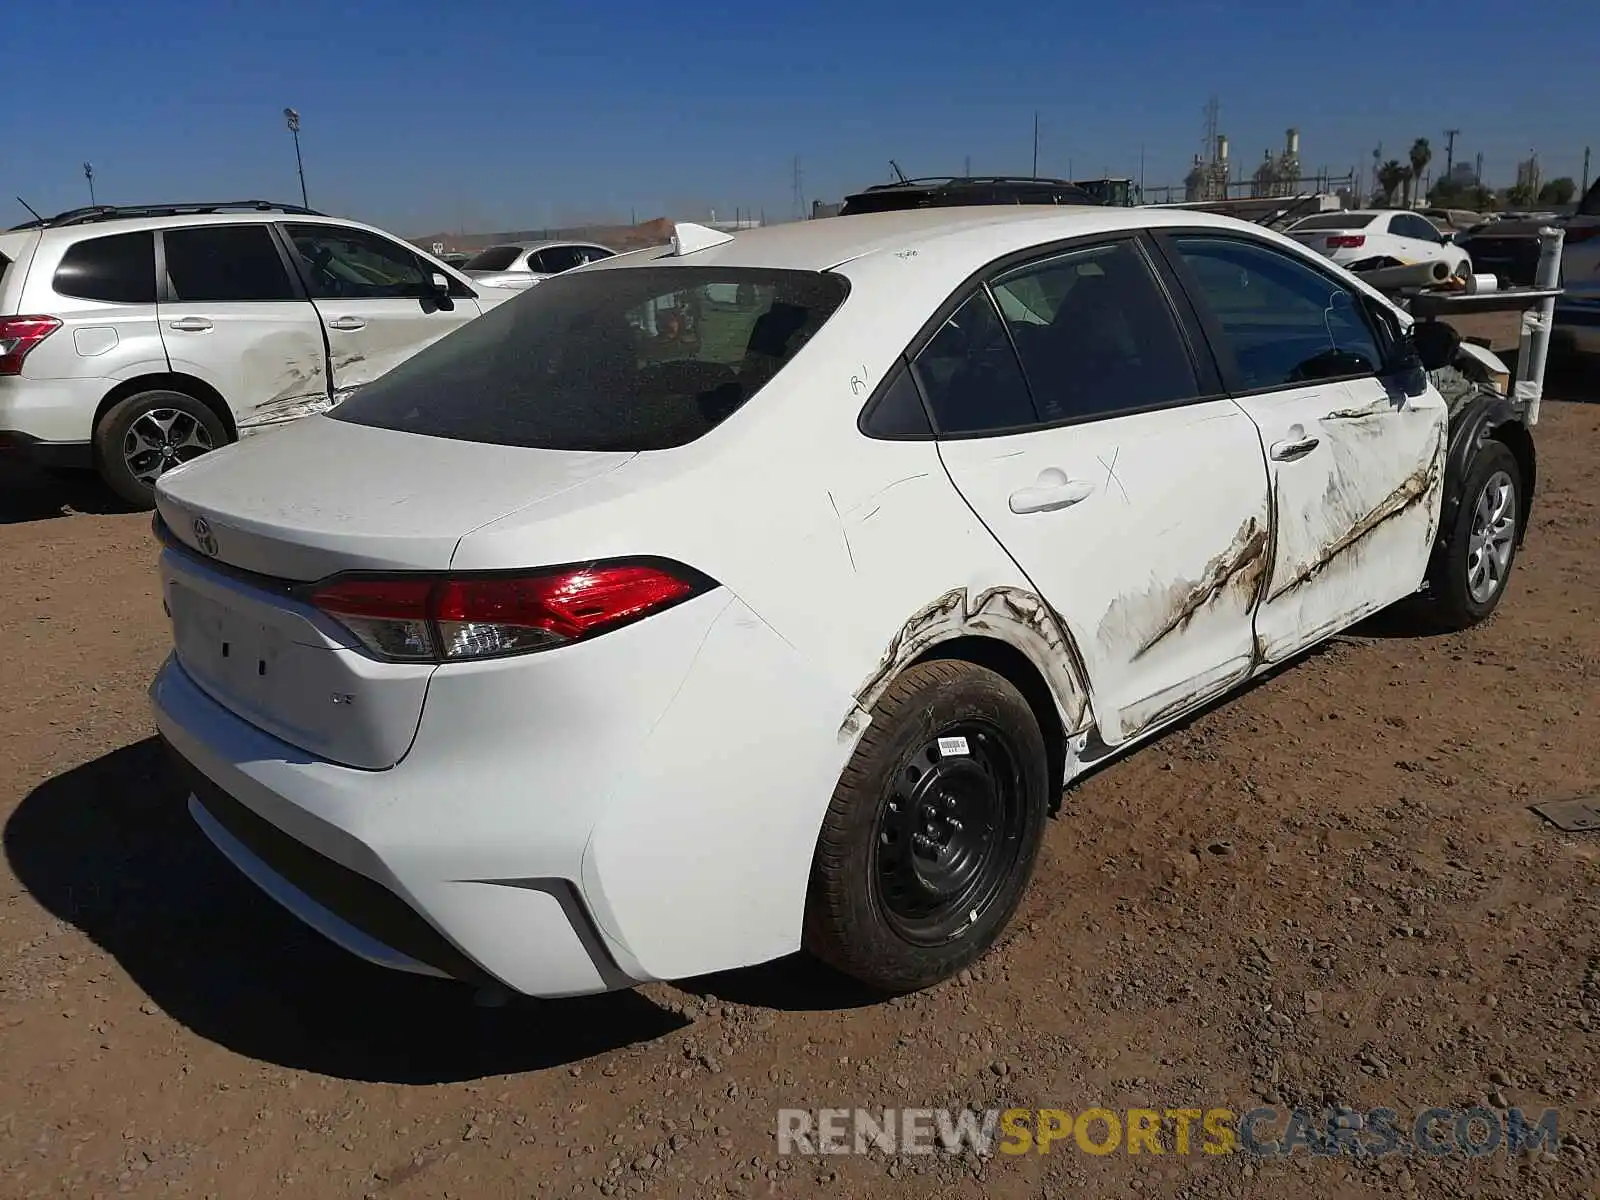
[153, 416, 634, 769]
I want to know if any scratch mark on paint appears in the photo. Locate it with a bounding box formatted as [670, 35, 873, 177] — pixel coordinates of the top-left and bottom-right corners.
[827, 490, 857, 575]
[1131, 517, 1270, 660]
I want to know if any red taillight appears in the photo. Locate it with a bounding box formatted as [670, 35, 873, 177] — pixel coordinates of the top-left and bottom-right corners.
[1326, 235, 1366, 249]
[0, 316, 62, 375]
[309, 562, 708, 662]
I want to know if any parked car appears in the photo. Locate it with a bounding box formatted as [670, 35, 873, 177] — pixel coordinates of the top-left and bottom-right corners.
[459, 241, 616, 289]
[838, 176, 1102, 215]
[150, 206, 1536, 1001]
[1553, 177, 1600, 362]
[1287, 209, 1473, 277]
[0, 201, 521, 506]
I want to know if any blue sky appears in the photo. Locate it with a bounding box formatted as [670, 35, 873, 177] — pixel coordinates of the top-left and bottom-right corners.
[2, 0, 1591, 236]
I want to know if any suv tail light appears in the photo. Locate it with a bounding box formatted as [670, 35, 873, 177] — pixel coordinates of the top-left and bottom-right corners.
[1327, 235, 1366, 249]
[308, 560, 715, 662]
[0, 316, 62, 375]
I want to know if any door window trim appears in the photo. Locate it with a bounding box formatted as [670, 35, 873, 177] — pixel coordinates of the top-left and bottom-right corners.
[154, 222, 310, 304]
[1147, 228, 1390, 400]
[276, 221, 478, 302]
[858, 231, 1232, 442]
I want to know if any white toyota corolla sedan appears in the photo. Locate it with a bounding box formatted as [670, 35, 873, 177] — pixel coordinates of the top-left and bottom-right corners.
[149, 205, 1536, 1000]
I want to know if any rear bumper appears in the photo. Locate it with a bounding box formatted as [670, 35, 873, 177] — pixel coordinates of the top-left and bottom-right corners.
[0, 374, 103, 446]
[0, 430, 92, 469]
[148, 584, 855, 998]
[153, 654, 631, 997]
[1554, 303, 1600, 357]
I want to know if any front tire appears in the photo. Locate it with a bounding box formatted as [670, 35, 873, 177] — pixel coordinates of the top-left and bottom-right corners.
[803, 660, 1051, 994]
[94, 389, 228, 509]
[1422, 440, 1522, 631]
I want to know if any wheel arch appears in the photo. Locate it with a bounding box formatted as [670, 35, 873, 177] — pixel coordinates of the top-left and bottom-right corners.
[1438, 394, 1536, 554]
[94, 374, 238, 448]
[911, 635, 1069, 811]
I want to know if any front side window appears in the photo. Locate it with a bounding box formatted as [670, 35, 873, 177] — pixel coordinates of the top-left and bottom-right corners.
[1391, 214, 1441, 242]
[52, 231, 156, 305]
[990, 240, 1200, 422]
[330, 267, 847, 451]
[912, 290, 1036, 435]
[1169, 236, 1383, 391]
[163, 225, 295, 303]
[284, 224, 429, 300]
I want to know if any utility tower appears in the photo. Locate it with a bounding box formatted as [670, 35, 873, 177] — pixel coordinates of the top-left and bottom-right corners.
[1444, 128, 1460, 179]
[791, 157, 804, 221]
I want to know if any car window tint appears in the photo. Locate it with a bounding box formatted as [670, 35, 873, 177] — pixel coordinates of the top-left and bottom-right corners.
[51, 231, 156, 304]
[284, 224, 428, 300]
[912, 290, 1036, 435]
[1171, 236, 1383, 391]
[463, 246, 522, 272]
[1392, 214, 1434, 241]
[990, 241, 1199, 421]
[862, 360, 933, 438]
[163, 226, 294, 303]
[539, 247, 587, 274]
[330, 267, 847, 451]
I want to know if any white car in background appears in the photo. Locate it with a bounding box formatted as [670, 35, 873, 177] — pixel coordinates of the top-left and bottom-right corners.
[460, 240, 617, 289]
[0, 201, 521, 507]
[151, 207, 1536, 1003]
[1288, 209, 1473, 277]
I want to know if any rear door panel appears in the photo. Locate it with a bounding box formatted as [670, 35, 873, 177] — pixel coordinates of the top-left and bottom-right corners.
[155, 224, 329, 431]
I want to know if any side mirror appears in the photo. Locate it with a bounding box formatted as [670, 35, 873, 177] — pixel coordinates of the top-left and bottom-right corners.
[428, 272, 451, 295]
[1411, 320, 1459, 371]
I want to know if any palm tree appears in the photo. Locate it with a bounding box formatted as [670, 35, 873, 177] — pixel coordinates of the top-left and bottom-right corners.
[1408, 138, 1432, 208]
[1377, 159, 1407, 207]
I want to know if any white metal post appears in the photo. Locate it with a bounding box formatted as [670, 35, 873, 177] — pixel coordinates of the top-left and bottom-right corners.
[1516, 227, 1565, 426]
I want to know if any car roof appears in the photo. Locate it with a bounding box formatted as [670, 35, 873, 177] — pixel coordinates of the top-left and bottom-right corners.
[498, 240, 613, 252]
[589, 205, 1278, 274]
[28, 210, 397, 238]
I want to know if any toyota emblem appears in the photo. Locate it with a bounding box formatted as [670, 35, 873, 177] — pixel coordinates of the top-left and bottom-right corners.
[193, 517, 219, 557]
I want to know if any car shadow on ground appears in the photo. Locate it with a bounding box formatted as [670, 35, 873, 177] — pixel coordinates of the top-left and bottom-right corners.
[2, 737, 688, 1083]
[0, 463, 127, 524]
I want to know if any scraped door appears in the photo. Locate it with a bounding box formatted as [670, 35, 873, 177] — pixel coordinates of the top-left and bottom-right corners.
[924, 239, 1271, 745]
[1161, 233, 1448, 664]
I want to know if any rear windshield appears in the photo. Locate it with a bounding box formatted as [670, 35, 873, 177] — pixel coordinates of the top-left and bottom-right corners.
[330, 266, 850, 451]
[1291, 213, 1378, 231]
[463, 246, 523, 271]
[1581, 178, 1600, 217]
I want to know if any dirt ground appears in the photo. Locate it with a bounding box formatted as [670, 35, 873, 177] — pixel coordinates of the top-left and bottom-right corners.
[1, 323, 1596, 1200]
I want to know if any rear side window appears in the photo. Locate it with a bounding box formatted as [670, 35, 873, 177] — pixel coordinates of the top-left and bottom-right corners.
[912, 290, 1036, 435]
[991, 241, 1200, 421]
[330, 266, 849, 451]
[164, 226, 295, 302]
[52, 231, 157, 304]
[464, 246, 522, 271]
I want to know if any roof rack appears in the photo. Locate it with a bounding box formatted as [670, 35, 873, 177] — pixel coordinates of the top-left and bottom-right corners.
[9, 200, 327, 231]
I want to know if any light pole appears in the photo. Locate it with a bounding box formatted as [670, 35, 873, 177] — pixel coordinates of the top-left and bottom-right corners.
[83, 162, 95, 206]
[283, 108, 308, 208]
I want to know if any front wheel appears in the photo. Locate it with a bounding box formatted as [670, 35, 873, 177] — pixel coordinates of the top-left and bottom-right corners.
[94, 389, 228, 509]
[803, 660, 1051, 994]
[1421, 439, 1522, 631]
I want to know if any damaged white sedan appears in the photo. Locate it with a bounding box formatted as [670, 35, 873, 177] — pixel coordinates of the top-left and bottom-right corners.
[149, 206, 1535, 1000]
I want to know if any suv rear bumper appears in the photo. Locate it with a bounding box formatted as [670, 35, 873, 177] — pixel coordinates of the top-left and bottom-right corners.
[0, 430, 92, 469]
[0, 375, 104, 447]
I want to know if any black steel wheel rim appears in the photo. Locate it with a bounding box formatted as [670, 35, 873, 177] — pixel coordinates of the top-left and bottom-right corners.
[871, 719, 1028, 946]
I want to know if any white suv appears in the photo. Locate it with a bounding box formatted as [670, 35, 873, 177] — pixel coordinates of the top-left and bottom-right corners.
[0, 201, 520, 507]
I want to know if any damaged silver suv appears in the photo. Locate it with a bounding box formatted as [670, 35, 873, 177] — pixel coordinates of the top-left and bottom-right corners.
[0, 201, 520, 507]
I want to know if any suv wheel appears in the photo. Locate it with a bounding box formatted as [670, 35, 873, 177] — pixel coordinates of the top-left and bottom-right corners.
[94, 389, 227, 509]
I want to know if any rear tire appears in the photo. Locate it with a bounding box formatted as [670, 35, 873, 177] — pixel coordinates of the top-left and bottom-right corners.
[1421, 440, 1522, 631]
[94, 389, 228, 509]
[803, 660, 1051, 994]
